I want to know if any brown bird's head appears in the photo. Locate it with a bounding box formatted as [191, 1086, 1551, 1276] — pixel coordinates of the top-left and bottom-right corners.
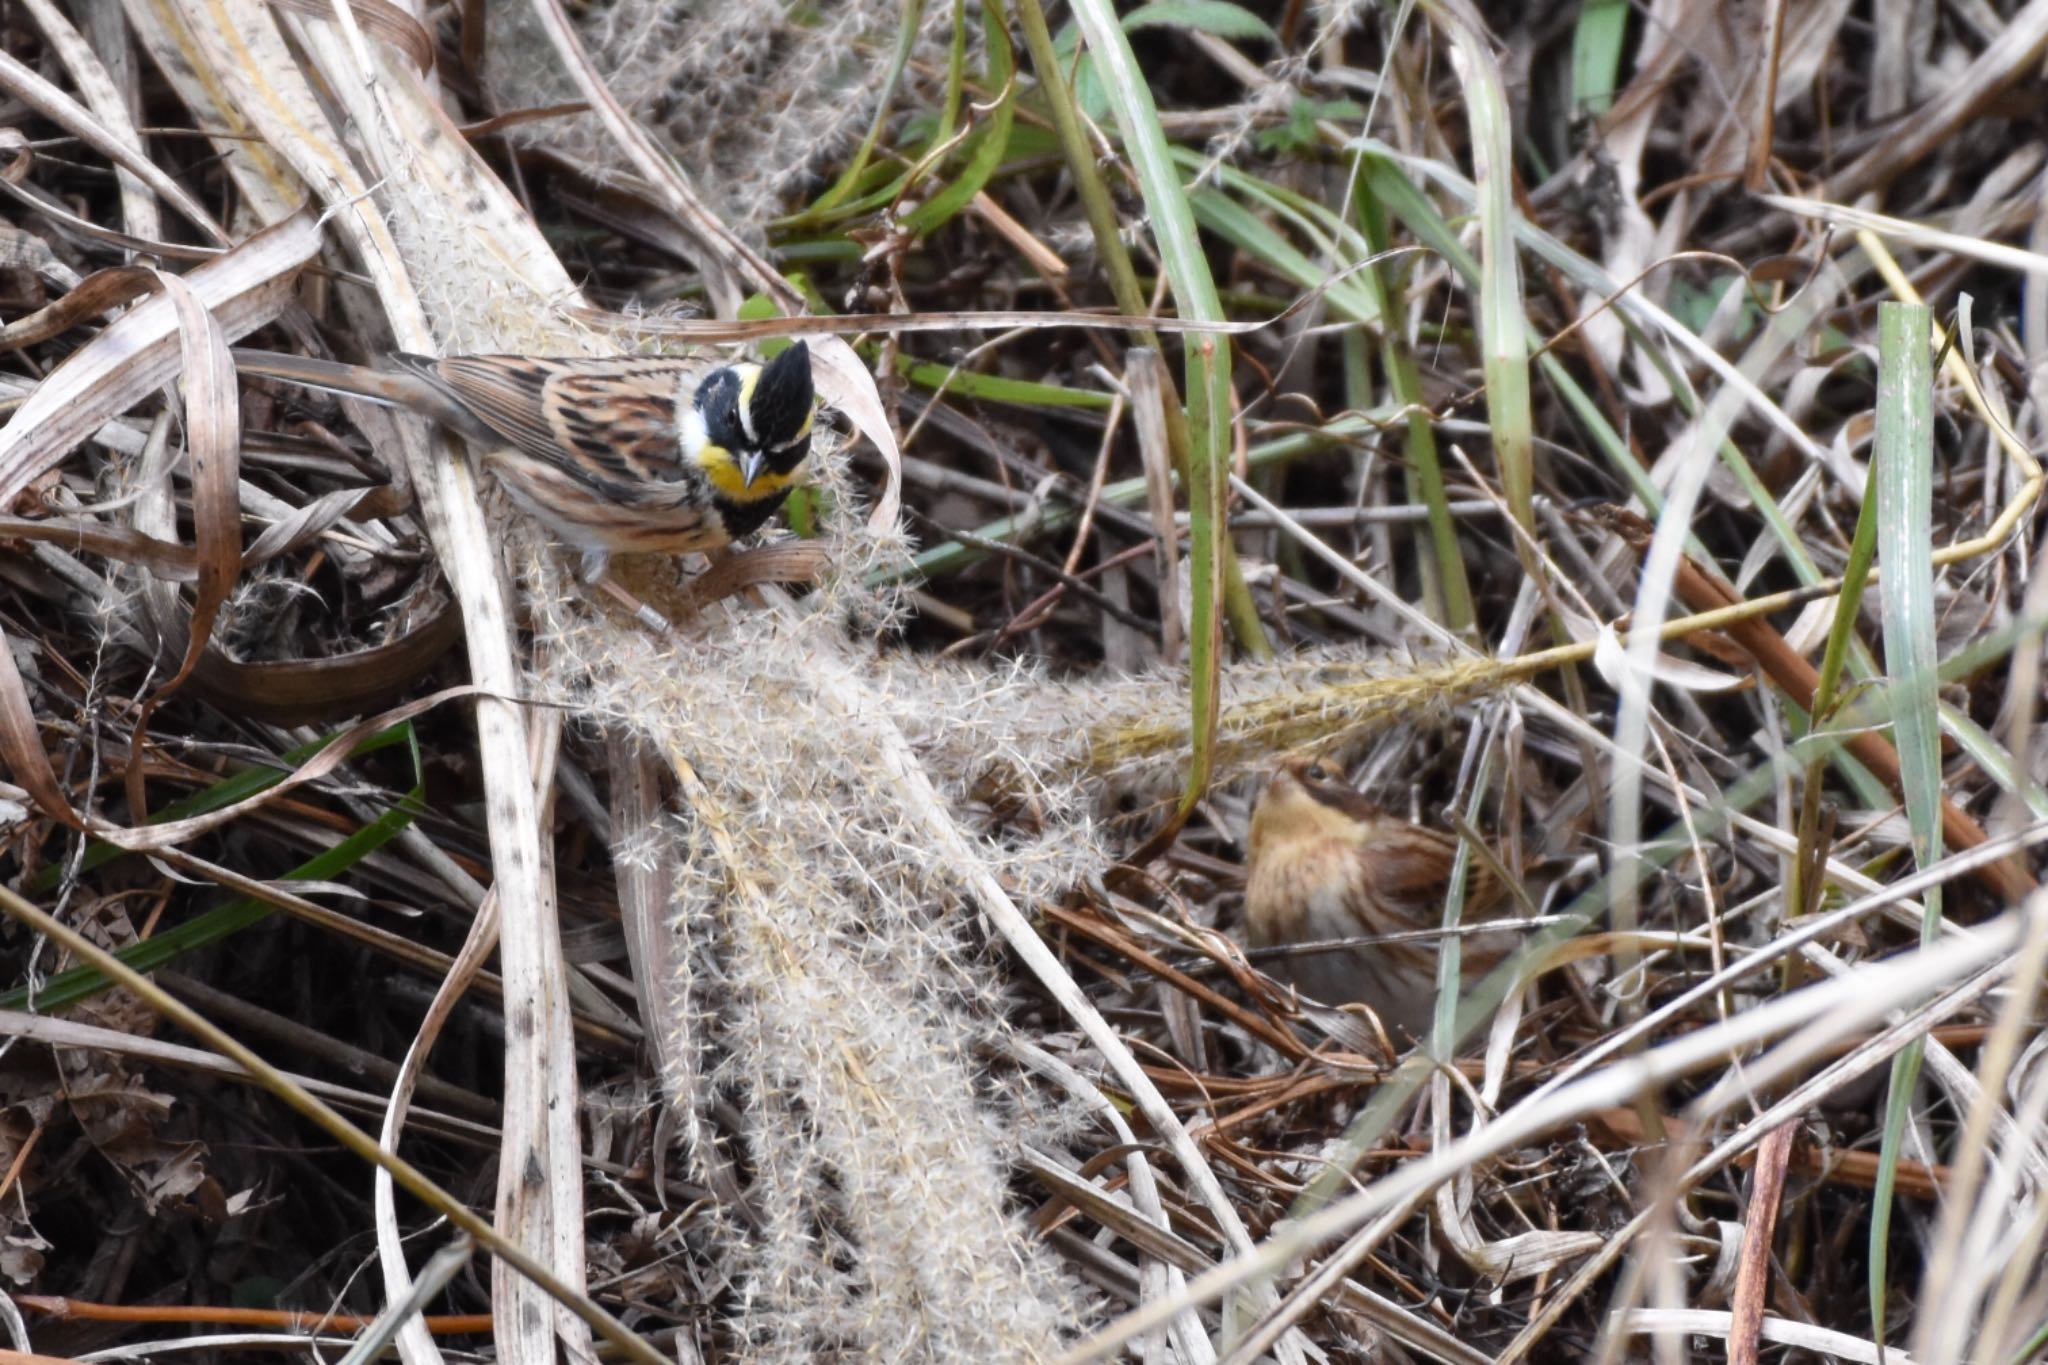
[1249, 754, 1380, 855]
[1249, 755, 1506, 919]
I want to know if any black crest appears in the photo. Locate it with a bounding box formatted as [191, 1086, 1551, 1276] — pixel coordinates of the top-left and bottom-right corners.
[748, 341, 814, 447]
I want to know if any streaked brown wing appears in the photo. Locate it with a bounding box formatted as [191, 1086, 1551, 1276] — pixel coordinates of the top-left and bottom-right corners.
[426, 357, 707, 490]
[1358, 822, 1510, 943]
[426, 356, 565, 465]
[1355, 825, 1463, 924]
[539, 365, 700, 486]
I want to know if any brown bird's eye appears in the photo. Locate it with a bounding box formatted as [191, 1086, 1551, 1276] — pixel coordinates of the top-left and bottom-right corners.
[1305, 762, 1331, 782]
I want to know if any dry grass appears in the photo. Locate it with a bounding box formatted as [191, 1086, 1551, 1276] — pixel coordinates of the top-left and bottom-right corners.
[0, 1, 2045, 1362]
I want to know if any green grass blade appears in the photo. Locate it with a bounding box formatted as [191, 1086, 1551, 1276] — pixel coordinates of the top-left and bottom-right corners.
[1793, 454, 1882, 915]
[1428, 3, 1534, 556]
[30, 723, 416, 893]
[1358, 173, 1475, 631]
[1570, 0, 1629, 118]
[1067, 0, 1239, 817]
[895, 354, 1115, 408]
[1869, 301, 1941, 1353]
[1122, 1, 1276, 42]
[903, 0, 1017, 236]
[10, 726, 427, 1013]
[790, 0, 930, 220]
[1187, 187, 1383, 324]
[1013, 0, 1148, 320]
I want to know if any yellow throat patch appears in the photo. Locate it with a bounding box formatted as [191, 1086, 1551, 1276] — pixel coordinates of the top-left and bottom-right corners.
[696, 443, 805, 501]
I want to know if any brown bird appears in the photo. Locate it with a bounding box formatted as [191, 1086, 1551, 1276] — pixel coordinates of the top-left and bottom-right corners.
[1244, 755, 1520, 1040]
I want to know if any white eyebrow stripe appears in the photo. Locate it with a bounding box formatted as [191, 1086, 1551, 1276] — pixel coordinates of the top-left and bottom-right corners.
[737, 375, 759, 444]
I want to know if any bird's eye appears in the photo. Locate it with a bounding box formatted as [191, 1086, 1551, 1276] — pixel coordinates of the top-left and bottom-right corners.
[1305, 763, 1331, 782]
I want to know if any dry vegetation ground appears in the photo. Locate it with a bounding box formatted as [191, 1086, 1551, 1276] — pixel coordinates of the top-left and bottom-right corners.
[0, 0, 2045, 1361]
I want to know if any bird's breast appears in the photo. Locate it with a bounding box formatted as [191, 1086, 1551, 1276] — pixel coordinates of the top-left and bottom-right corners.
[1244, 835, 1360, 947]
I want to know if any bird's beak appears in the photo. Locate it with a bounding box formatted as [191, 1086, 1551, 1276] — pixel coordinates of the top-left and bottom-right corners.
[739, 449, 769, 489]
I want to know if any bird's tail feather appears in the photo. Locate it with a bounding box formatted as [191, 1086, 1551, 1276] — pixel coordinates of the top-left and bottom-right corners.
[230, 349, 488, 441]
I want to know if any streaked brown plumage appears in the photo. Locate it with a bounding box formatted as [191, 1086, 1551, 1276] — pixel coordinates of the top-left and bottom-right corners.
[1244, 755, 1517, 1039]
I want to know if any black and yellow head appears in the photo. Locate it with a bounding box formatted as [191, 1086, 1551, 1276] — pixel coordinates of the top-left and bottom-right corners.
[688, 342, 815, 523]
